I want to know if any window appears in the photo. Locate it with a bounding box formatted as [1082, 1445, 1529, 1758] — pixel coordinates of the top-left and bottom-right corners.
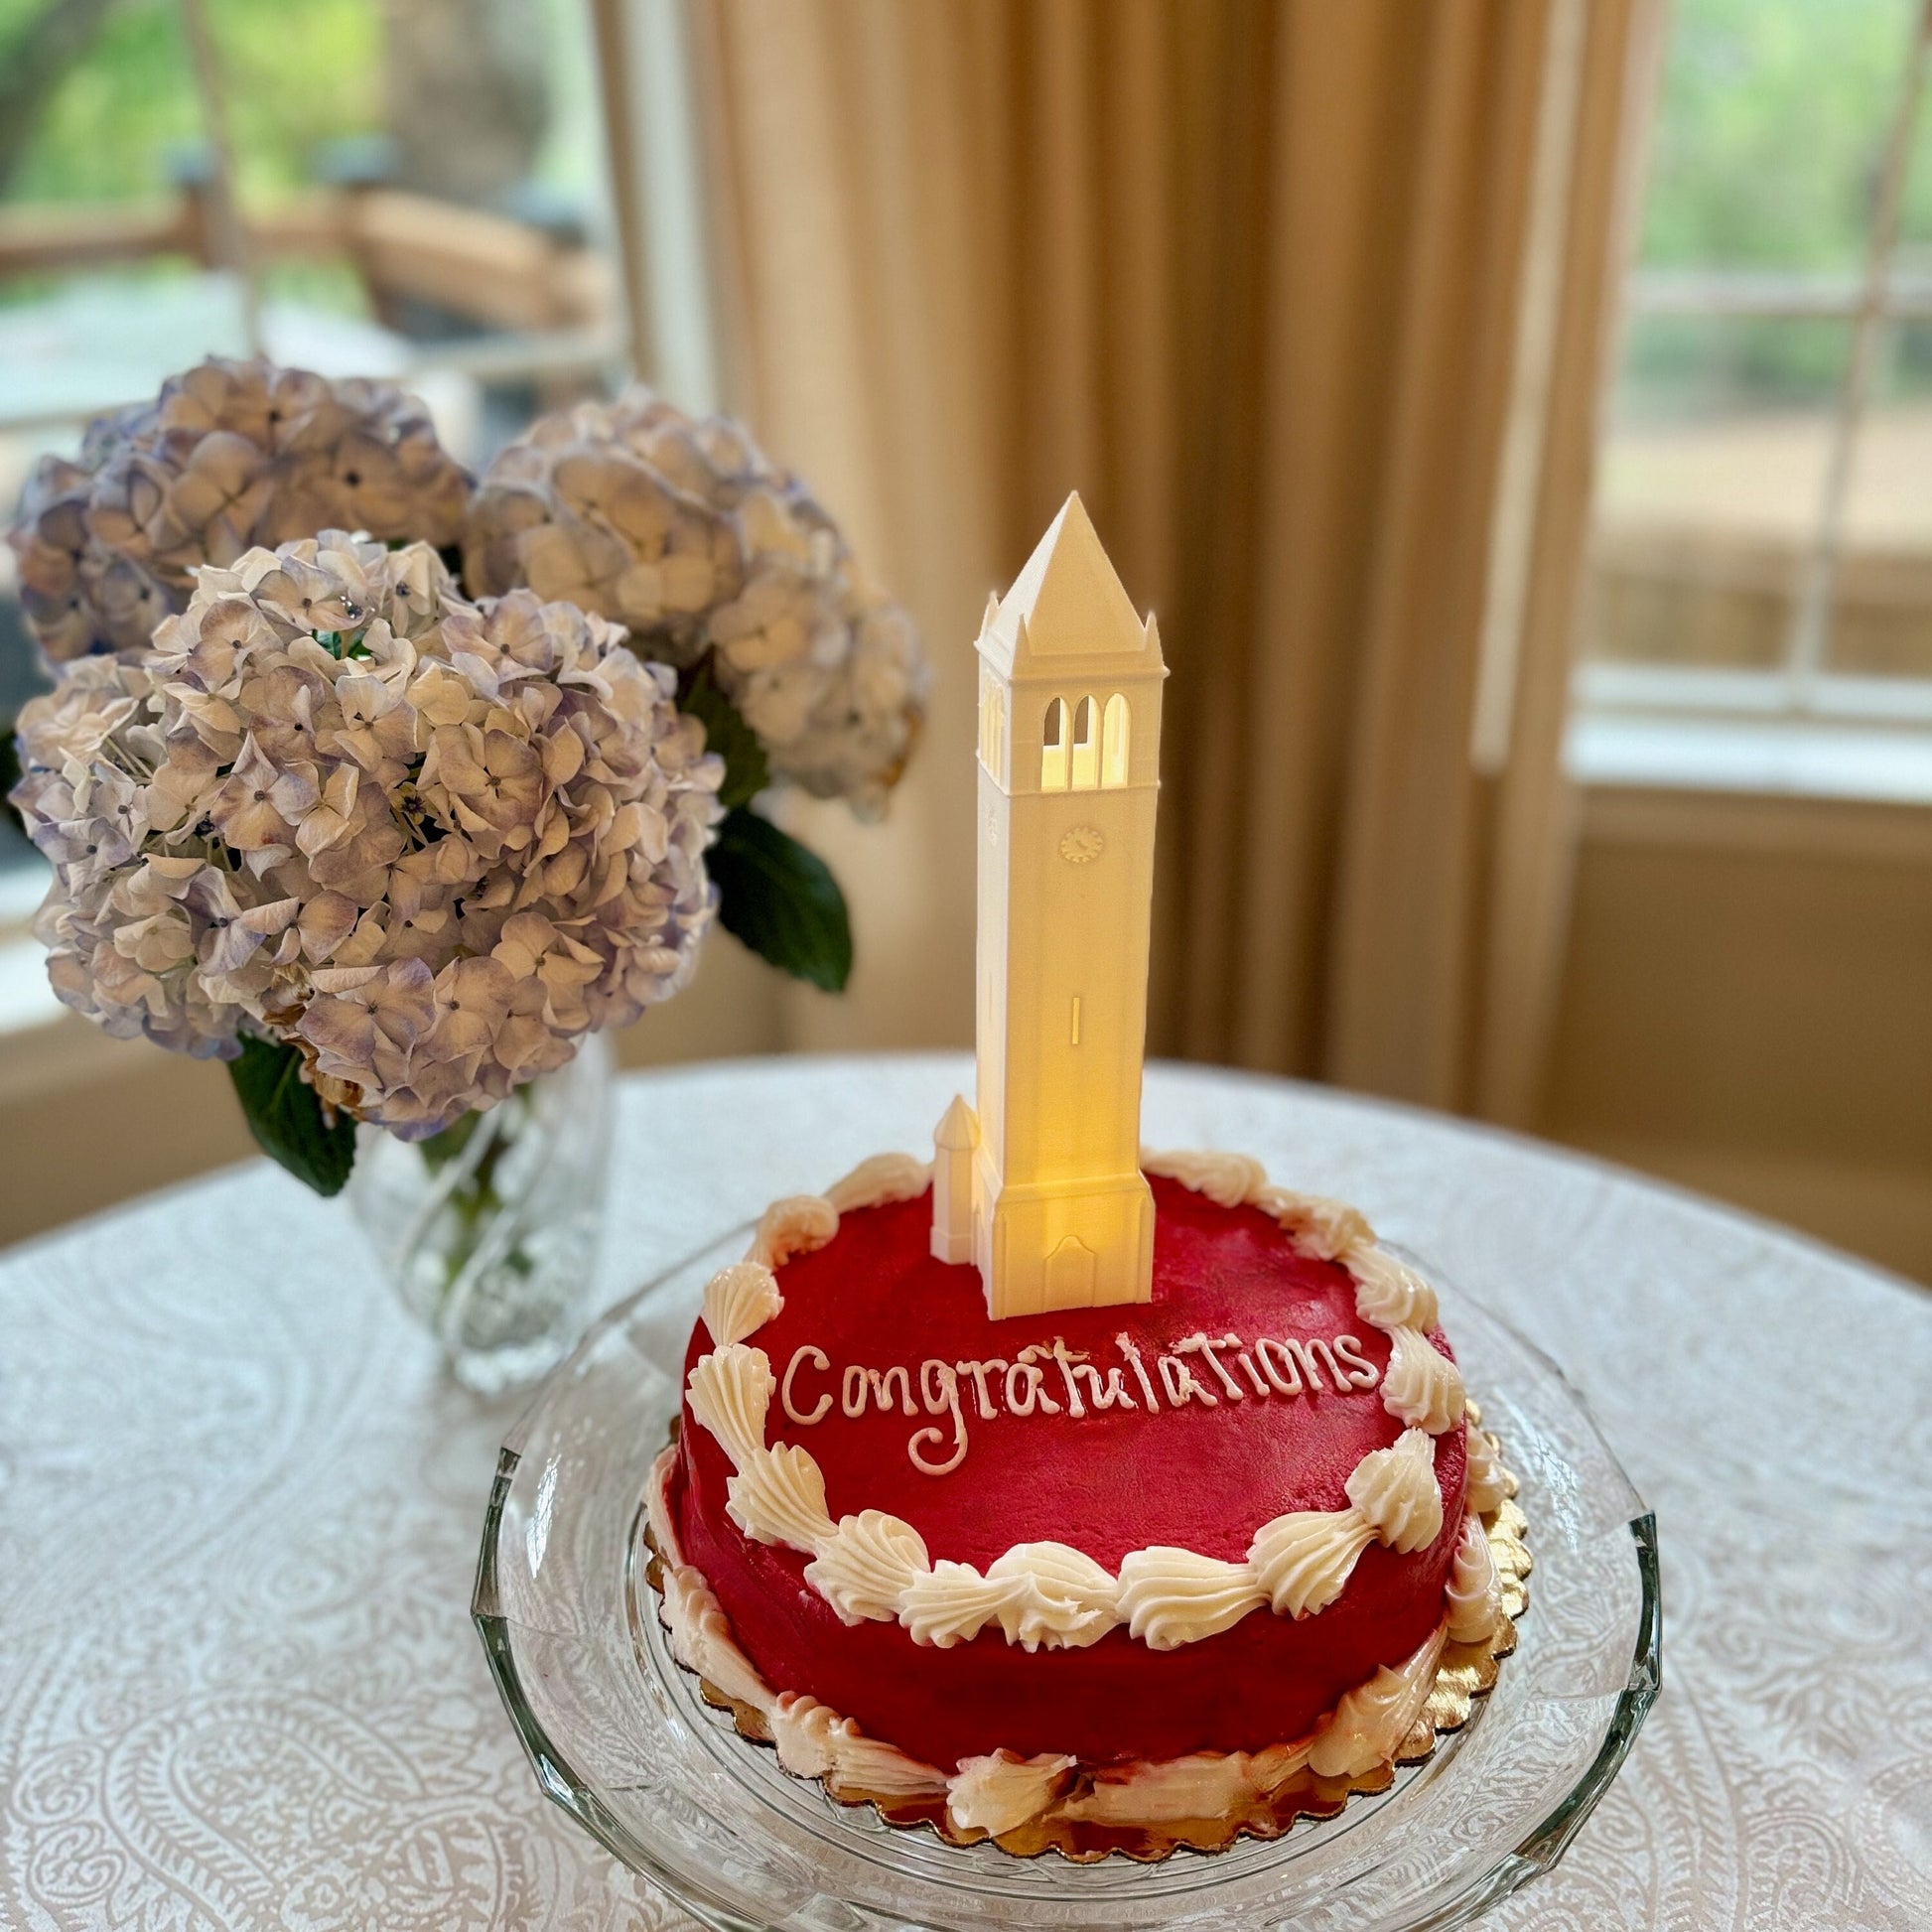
[979, 678, 1005, 778]
[1041, 696, 1070, 789]
[0, 0, 630, 614]
[1037, 692, 1127, 791]
[0, 0, 640, 1027]
[1069, 695, 1099, 790]
[1102, 692, 1130, 786]
[1568, 0, 1932, 801]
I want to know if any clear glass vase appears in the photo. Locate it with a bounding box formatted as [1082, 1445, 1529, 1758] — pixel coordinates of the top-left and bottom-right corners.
[348, 1034, 616, 1394]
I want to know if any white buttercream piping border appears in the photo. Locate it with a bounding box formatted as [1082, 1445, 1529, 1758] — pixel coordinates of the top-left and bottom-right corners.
[682, 1147, 1478, 1654]
[647, 1445, 1508, 1845]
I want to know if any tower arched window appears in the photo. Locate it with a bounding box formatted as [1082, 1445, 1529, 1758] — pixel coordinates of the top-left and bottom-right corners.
[1070, 696, 1100, 789]
[980, 679, 1005, 779]
[1040, 697, 1070, 789]
[1101, 693, 1130, 787]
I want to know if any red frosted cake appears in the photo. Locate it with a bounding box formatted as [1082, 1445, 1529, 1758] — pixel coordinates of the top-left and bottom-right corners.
[644, 1147, 1527, 1856]
[644, 499, 1527, 1855]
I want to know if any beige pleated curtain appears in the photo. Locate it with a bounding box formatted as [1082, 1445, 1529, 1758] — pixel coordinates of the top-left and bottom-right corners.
[685, 0, 1657, 1123]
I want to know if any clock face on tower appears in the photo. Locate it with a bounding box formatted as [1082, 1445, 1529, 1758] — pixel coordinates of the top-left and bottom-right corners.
[1058, 824, 1105, 865]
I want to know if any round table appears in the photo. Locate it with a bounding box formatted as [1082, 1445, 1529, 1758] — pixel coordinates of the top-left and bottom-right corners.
[3, 1054, 1928, 1930]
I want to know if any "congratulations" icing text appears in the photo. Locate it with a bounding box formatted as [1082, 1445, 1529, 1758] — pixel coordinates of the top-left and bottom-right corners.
[779, 1330, 1381, 1475]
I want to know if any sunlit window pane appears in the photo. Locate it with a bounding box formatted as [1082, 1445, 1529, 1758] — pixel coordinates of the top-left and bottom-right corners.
[1586, 316, 1852, 670]
[1832, 318, 1932, 674]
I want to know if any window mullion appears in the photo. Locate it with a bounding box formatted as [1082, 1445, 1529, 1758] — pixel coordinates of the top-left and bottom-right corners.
[176, 0, 263, 357]
[1783, 0, 1932, 704]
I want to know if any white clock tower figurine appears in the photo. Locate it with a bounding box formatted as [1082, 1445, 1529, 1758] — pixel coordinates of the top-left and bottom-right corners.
[932, 492, 1167, 1319]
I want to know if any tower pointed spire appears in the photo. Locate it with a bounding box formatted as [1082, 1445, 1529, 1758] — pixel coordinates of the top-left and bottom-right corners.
[980, 491, 1152, 677]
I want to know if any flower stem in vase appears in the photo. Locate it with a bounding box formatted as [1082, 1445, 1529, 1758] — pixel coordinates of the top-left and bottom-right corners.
[350, 1036, 615, 1394]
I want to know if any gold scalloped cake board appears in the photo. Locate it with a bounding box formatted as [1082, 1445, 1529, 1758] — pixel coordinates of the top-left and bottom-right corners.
[638, 1416, 1531, 1864]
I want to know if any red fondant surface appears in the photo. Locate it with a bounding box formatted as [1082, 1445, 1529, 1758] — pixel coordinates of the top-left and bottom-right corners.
[673, 1174, 1466, 1770]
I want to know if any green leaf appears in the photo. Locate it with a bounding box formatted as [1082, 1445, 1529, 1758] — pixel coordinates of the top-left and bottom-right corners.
[710, 807, 853, 993]
[1, 723, 23, 839]
[678, 661, 771, 810]
[227, 1035, 357, 1197]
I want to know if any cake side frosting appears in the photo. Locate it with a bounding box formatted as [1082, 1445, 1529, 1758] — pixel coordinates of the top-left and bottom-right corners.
[648, 1442, 1493, 1841]
[648, 1437, 1522, 1855]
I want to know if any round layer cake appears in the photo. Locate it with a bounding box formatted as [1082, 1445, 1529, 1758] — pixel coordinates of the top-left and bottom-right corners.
[648, 1148, 1522, 1852]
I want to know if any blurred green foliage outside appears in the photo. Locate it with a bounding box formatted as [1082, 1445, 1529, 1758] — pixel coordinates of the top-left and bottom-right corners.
[1626, 0, 1932, 414]
[1, 0, 381, 203]
[1, 0, 1927, 411]
[1641, 0, 1930, 273]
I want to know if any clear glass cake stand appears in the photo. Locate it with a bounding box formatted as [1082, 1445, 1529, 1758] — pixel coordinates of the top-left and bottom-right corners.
[474, 1227, 1660, 1932]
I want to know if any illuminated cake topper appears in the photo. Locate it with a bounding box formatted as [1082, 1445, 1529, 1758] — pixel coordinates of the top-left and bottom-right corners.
[932, 493, 1167, 1318]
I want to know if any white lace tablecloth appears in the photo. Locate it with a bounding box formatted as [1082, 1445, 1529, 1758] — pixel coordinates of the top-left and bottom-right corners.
[4, 1053, 1928, 1931]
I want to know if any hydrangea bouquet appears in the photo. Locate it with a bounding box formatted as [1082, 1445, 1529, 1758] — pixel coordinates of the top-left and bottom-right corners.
[8, 360, 926, 1203]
